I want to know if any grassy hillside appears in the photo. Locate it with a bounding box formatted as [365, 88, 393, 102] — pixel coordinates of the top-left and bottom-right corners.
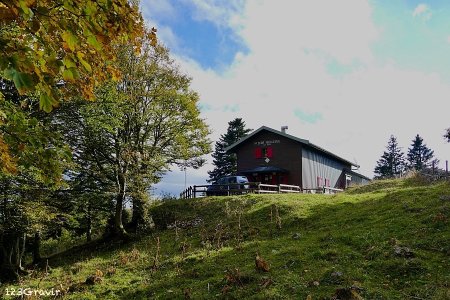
[1, 177, 449, 299]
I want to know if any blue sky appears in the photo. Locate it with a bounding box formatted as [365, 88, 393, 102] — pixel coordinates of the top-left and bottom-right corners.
[141, 0, 247, 71]
[141, 0, 450, 196]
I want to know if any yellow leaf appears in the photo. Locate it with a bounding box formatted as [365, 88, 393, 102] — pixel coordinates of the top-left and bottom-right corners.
[76, 52, 91, 73]
[62, 68, 75, 82]
[61, 31, 79, 51]
[0, 135, 17, 174]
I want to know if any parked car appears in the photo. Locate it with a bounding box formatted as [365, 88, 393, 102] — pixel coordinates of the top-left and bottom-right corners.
[206, 175, 250, 196]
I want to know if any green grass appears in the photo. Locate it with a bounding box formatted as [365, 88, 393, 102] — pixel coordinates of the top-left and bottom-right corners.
[1, 178, 449, 299]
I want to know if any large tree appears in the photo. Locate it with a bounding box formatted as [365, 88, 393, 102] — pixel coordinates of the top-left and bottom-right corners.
[374, 135, 405, 179]
[0, 78, 69, 282]
[0, 0, 150, 175]
[208, 118, 252, 183]
[406, 134, 436, 171]
[58, 41, 210, 237]
[445, 128, 450, 143]
[0, 0, 148, 109]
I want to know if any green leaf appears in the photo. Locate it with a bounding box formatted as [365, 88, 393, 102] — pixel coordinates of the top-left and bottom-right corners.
[62, 31, 79, 51]
[87, 35, 102, 51]
[39, 93, 57, 113]
[18, 0, 34, 17]
[4, 68, 34, 94]
[62, 67, 79, 82]
[0, 109, 6, 122]
[3, 68, 15, 80]
[62, 69, 74, 82]
[84, 1, 97, 15]
[77, 52, 92, 73]
[63, 57, 77, 69]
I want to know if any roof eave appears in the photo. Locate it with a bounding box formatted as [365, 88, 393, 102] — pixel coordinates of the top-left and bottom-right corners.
[225, 126, 309, 152]
[225, 125, 359, 168]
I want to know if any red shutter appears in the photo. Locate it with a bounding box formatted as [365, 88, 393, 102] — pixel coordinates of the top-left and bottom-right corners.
[254, 147, 262, 158]
[266, 146, 273, 158]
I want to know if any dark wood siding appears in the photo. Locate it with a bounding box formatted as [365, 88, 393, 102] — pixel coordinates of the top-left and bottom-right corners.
[234, 130, 303, 186]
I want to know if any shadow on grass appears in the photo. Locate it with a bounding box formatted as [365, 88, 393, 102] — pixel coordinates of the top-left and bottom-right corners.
[27, 180, 449, 299]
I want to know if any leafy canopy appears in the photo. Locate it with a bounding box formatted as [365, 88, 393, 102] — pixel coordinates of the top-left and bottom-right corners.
[56, 42, 211, 235]
[0, 0, 153, 112]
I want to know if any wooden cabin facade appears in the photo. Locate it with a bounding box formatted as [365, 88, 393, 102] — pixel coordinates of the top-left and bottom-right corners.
[226, 126, 370, 190]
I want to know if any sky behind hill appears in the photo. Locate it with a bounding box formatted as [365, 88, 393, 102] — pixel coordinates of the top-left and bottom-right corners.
[140, 0, 450, 196]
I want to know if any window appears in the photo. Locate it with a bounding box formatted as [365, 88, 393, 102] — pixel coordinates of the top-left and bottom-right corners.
[254, 147, 262, 158]
[266, 146, 273, 158]
[257, 146, 273, 159]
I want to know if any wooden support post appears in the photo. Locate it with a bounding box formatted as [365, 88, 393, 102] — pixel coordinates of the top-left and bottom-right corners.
[193, 185, 197, 199]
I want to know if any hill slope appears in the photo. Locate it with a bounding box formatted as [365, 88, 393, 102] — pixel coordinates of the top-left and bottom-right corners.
[2, 178, 449, 299]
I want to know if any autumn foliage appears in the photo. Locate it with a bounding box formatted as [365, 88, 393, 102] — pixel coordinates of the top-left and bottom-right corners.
[0, 0, 153, 111]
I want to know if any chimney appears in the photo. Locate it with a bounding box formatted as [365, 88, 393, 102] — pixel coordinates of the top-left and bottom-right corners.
[281, 126, 288, 133]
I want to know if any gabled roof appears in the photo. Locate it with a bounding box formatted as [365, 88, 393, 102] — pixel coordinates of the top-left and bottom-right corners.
[225, 126, 359, 168]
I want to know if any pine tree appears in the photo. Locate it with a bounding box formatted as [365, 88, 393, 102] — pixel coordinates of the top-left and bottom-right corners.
[374, 135, 405, 179]
[207, 118, 252, 183]
[406, 134, 436, 171]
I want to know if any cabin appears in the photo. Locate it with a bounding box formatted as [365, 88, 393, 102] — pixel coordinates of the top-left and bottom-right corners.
[225, 126, 370, 190]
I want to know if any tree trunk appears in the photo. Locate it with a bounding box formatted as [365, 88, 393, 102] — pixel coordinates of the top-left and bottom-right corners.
[32, 231, 41, 264]
[113, 172, 127, 238]
[129, 195, 143, 233]
[0, 233, 27, 283]
[86, 200, 92, 242]
[86, 214, 92, 243]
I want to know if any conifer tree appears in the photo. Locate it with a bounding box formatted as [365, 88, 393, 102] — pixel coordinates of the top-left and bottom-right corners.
[406, 134, 436, 171]
[208, 118, 252, 183]
[374, 135, 405, 179]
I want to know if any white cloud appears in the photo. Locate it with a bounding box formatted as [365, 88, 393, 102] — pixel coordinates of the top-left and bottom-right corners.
[413, 4, 432, 20]
[140, 0, 177, 20]
[152, 0, 450, 195]
[236, 0, 379, 65]
[185, 0, 244, 28]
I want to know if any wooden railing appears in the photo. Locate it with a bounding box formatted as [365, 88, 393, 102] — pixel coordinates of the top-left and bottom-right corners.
[180, 182, 304, 199]
[279, 184, 302, 193]
[303, 186, 343, 194]
[179, 183, 344, 199]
